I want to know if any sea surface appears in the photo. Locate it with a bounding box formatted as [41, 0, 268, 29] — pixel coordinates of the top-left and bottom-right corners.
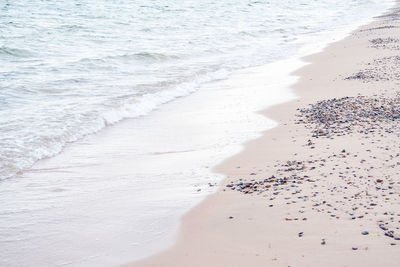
[0, 0, 395, 266]
[0, 0, 394, 180]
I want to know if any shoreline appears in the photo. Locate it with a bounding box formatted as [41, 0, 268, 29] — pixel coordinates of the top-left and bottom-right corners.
[126, 3, 400, 266]
[1, 2, 398, 267]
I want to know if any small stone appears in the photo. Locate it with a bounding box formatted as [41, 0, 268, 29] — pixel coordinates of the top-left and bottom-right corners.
[321, 239, 326, 245]
[379, 224, 388, 231]
[298, 232, 304, 237]
[228, 216, 234, 219]
[385, 231, 394, 238]
[361, 231, 369, 235]
[352, 247, 358, 250]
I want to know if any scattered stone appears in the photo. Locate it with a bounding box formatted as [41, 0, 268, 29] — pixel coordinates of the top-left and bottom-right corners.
[296, 95, 400, 138]
[370, 37, 400, 50]
[345, 56, 400, 82]
[227, 84, 400, 244]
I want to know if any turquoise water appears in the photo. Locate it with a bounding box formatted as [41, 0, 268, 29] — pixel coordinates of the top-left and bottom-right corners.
[0, 0, 395, 180]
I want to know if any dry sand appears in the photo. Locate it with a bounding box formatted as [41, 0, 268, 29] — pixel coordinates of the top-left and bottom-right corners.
[125, 5, 400, 267]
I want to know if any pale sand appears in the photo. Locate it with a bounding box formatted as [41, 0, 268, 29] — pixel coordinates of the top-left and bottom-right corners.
[125, 6, 400, 267]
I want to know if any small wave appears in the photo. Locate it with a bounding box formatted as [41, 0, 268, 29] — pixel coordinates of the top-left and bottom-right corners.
[101, 52, 180, 62]
[131, 52, 181, 61]
[238, 31, 257, 37]
[0, 46, 33, 58]
[101, 68, 230, 125]
[0, 67, 231, 181]
[75, 52, 181, 66]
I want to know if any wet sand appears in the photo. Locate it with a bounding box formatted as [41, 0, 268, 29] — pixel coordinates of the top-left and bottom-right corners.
[125, 5, 400, 267]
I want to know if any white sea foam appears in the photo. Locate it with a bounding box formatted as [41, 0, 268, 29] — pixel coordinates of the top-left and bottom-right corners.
[101, 68, 230, 125]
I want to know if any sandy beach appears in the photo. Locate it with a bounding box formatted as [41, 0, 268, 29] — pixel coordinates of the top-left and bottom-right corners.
[125, 4, 400, 267]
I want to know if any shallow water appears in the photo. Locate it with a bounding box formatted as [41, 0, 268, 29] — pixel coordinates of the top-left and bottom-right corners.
[0, 60, 299, 266]
[0, 0, 394, 179]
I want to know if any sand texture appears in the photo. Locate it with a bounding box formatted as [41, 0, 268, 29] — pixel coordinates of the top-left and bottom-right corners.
[125, 5, 400, 267]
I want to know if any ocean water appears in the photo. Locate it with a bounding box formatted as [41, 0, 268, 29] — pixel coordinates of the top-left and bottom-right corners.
[0, 0, 396, 266]
[0, 0, 395, 180]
